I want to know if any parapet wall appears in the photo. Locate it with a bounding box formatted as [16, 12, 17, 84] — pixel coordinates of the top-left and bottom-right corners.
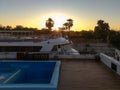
[100, 53, 120, 75]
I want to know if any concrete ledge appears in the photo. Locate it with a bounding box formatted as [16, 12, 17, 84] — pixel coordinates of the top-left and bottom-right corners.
[100, 53, 120, 75]
[58, 54, 95, 59]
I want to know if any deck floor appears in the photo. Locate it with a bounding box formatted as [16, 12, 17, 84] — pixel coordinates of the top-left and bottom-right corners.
[58, 60, 120, 90]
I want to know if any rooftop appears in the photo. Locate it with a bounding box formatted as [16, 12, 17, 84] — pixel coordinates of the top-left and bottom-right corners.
[58, 59, 120, 90]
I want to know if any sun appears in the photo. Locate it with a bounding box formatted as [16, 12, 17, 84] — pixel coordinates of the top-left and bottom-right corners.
[27, 12, 74, 30]
[25, 12, 91, 31]
[50, 16, 67, 29]
[39, 13, 68, 30]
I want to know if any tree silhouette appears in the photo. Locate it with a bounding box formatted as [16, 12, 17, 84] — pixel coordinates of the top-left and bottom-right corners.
[63, 22, 69, 30]
[63, 19, 73, 31]
[94, 20, 110, 42]
[104, 23, 110, 30]
[45, 18, 54, 31]
[6, 26, 12, 30]
[97, 20, 104, 30]
[96, 20, 110, 31]
[109, 30, 120, 49]
[14, 25, 24, 30]
[67, 19, 73, 31]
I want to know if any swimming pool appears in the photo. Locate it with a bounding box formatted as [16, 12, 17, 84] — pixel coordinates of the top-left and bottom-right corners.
[0, 61, 61, 90]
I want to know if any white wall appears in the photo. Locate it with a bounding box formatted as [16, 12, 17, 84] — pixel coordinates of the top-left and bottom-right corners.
[58, 54, 95, 59]
[115, 49, 120, 61]
[100, 53, 120, 75]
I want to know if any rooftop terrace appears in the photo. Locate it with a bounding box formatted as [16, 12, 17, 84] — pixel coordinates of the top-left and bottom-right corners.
[58, 59, 120, 90]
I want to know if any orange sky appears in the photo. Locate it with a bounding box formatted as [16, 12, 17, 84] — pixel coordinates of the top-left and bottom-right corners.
[0, 0, 120, 31]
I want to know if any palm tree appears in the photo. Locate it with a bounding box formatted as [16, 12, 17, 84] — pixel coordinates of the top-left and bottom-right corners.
[63, 22, 69, 30]
[67, 19, 73, 31]
[63, 19, 73, 31]
[45, 18, 54, 31]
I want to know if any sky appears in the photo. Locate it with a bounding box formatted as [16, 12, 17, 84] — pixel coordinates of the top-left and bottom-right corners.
[0, 0, 120, 31]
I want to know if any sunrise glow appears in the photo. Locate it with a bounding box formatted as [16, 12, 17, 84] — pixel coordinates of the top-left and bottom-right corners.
[0, 0, 120, 31]
[37, 13, 68, 30]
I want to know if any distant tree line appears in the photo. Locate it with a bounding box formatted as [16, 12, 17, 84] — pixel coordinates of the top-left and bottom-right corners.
[0, 25, 38, 31]
[0, 19, 120, 49]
